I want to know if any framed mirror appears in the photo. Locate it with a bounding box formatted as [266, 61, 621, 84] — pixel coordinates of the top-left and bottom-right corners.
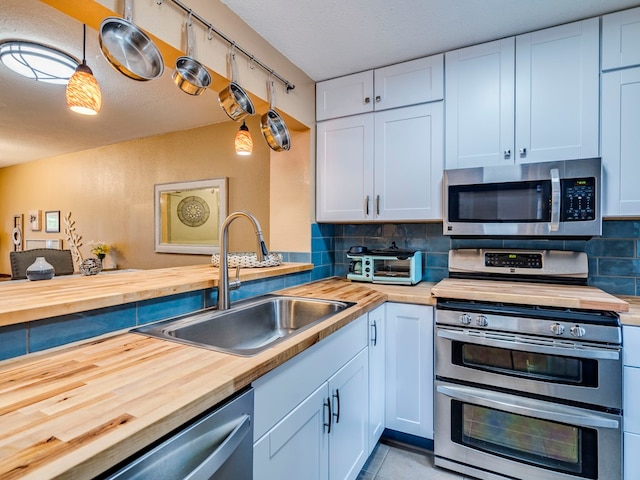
[154, 178, 228, 254]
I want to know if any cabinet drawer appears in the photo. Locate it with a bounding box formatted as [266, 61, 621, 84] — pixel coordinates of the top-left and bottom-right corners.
[603, 7, 640, 71]
[624, 326, 640, 366]
[624, 366, 640, 434]
[625, 432, 640, 480]
[252, 315, 368, 440]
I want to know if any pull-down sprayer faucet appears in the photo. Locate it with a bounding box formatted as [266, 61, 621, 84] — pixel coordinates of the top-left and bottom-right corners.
[217, 211, 268, 310]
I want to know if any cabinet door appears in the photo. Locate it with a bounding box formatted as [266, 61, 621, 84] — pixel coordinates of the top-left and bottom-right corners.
[602, 68, 640, 216]
[385, 303, 434, 439]
[316, 114, 374, 222]
[316, 71, 374, 121]
[328, 348, 369, 480]
[603, 6, 640, 71]
[515, 18, 599, 163]
[445, 38, 515, 169]
[254, 383, 329, 480]
[374, 54, 443, 110]
[367, 305, 385, 451]
[374, 103, 443, 221]
[625, 432, 640, 480]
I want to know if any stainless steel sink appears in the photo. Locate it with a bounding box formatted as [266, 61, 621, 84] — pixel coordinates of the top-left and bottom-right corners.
[131, 295, 354, 356]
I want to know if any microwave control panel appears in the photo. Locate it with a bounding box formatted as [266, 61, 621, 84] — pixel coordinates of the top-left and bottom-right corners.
[561, 177, 596, 221]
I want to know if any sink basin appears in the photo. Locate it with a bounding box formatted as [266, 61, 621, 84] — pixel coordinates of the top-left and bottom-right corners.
[132, 295, 355, 356]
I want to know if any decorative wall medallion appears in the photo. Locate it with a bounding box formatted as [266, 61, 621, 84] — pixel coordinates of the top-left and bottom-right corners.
[176, 195, 210, 227]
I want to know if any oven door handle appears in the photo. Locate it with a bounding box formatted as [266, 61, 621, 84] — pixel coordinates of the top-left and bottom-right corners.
[436, 329, 620, 361]
[436, 384, 620, 429]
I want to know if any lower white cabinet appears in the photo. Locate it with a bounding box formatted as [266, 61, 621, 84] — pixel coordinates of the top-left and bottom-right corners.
[253, 315, 369, 480]
[385, 302, 434, 439]
[367, 304, 385, 449]
[624, 326, 640, 480]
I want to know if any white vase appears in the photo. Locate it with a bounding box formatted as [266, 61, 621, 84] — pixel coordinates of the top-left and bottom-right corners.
[26, 256, 55, 281]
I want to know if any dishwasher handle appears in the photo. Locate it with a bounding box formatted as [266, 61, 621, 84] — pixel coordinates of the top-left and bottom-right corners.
[185, 414, 251, 480]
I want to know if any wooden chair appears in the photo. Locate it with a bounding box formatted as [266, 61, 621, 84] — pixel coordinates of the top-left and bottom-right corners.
[9, 249, 75, 280]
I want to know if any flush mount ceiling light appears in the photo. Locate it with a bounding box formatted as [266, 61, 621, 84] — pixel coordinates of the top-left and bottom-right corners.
[0, 40, 78, 84]
[235, 121, 253, 156]
[66, 24, 102, 115]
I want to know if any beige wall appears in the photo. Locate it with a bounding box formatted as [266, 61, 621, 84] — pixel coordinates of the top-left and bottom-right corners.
[0, 116, 311, 274]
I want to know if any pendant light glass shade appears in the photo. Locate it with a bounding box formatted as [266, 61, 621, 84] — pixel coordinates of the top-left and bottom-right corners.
[66, 24, 102, 115]
[235, 121, 253, 156]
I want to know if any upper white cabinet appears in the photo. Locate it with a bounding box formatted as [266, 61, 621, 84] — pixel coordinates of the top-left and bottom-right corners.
[316, 55, 443, 121]
[316, 102, 443, 222]
[601, 68, 640, 216]
[445, 18, 599, 169]
[602, 7, 640, 71]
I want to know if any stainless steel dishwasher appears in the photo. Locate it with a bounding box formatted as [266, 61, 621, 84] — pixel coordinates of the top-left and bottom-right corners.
[102, 388, 253, 480]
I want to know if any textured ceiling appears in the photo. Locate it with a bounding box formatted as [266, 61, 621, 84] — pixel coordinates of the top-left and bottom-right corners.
[3, 0, 640, 167]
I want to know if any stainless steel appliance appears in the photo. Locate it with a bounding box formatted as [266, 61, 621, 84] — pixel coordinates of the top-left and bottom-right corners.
[102, 388, 253, 480]
[434, 249, 622, 480]
[443, 157, 602, 237]
[346, 245, 422, 285]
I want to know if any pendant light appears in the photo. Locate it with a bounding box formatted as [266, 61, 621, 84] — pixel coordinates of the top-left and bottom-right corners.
[66, 24, 102, 115]
[235, 121, 253, 156]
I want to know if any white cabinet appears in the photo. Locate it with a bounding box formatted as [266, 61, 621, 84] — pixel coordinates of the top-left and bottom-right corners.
[445, 18, 599, 169]
[602, 7, 640, 71]
[384, 303, 433, 439]
[316, 55, 443, 121]
[367, 305, 385, 449]
[623, 326, 640, 480]
[253, 315, 369, 480]
[601, 68, 640, 216]
[316, 102, 443, 222]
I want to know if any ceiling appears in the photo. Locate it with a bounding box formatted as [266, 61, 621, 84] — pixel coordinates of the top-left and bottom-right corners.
[2, 0, 640, 168]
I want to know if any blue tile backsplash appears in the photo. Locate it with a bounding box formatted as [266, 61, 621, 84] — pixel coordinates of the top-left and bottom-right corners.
[330, 219, 640, 295]
[4, 219, 640, 361]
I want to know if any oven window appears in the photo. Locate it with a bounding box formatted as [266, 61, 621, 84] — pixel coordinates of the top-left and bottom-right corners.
[452, 401, 597, 478]
[455, 342, 597, 386]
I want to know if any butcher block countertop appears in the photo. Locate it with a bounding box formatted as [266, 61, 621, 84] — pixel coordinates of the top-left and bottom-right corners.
[0, 275, 638, 479]
[0, 263, 312, 328]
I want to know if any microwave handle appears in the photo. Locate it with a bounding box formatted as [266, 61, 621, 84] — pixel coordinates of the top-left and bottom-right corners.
[550, 168, 561, 231]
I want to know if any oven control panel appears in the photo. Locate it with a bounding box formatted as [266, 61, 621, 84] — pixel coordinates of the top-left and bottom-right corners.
[484, 252, 542, 269]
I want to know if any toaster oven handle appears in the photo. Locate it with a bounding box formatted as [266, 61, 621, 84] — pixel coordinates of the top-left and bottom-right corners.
[550, 168, 560, 231]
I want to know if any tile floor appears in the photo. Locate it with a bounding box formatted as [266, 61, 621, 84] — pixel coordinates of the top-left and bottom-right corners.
[357, 442, 471, 480]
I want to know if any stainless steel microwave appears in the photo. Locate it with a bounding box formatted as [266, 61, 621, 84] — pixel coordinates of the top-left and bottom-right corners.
[443, 158, 602, 237]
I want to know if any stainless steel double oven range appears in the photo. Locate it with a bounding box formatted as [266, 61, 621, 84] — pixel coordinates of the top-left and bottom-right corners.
[435, 249, 623, 480]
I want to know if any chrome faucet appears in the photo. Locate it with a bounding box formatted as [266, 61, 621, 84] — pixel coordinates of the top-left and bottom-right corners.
[217, 211, 269, 310]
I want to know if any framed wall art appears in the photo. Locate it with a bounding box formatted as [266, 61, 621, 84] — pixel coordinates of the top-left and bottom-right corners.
[45, 211, 60, 233]
[154, 178, 228, 254]
[28, 209, 41, 231]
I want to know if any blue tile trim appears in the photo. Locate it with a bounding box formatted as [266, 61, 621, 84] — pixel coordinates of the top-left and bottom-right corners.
[29, 304, 137, 353]
[0, 324, 27, 360]
[137, 291, 204, 325]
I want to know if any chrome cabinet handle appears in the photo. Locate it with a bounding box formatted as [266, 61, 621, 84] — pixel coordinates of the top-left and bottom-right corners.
[375, 95, 381, 102]
[364, 195, 370, 215]
[371, 320, 377, 346]
[324, 397, 332, 434]
[364, 97, 371, 104]
[332, 389, 341, 424]
[504, 149, 511, 159]
[375, 195, 380, 215]
[519, 147, 527, 157]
